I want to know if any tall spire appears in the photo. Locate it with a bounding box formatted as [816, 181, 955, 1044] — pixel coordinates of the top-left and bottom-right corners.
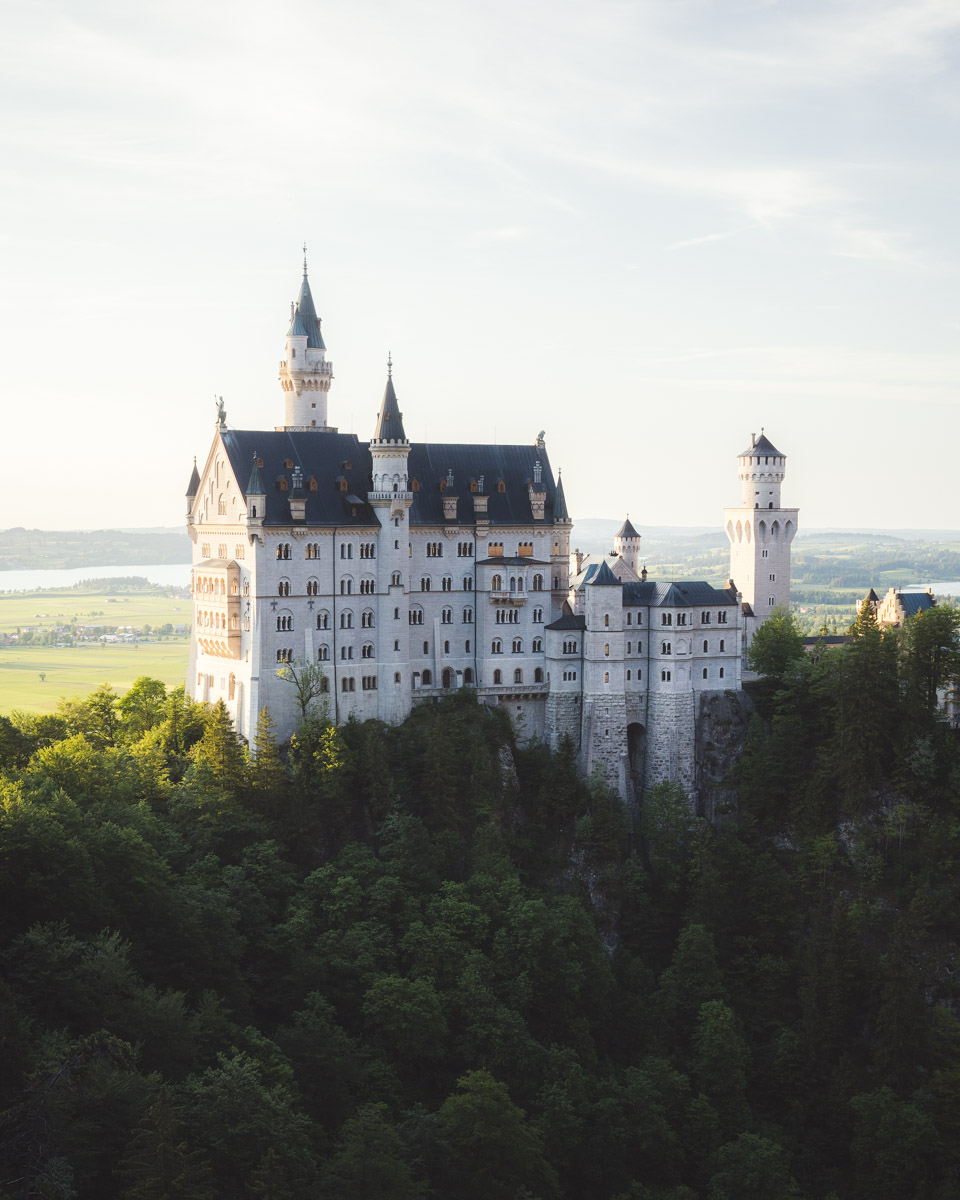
[373, 358, 407, 442]
[293, 270, 325, 350]
[280, 252, 334, 430]
[554, 471, 569, 521]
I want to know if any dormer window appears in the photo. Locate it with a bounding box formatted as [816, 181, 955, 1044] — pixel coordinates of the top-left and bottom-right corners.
[411, 478, 420, 493]
[309, 477, 318, 492]
[439, 478, 447, 492]
[285, 459, 294, 469]
[497, 479, 506, 494]
[279, 477, 288, 492]
[339, 478, 348, 493]
[470, 479, 478, 493]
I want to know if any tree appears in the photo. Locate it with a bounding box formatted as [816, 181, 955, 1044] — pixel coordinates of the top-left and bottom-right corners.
[57, 682, 121, 748]
[117, 677, 168, 743]
[117, 1086, 216, 1200]
[707, 1132, 801, 1200]
[278, 657, 329, 723]
[746, 607, 806, 680]
[436, 1070, 560, 1200]
[190, 699, 247, 796]
[249, 707, 287, 817]
[901, 603, 960, 718]
[320, 1103, 425, 1200]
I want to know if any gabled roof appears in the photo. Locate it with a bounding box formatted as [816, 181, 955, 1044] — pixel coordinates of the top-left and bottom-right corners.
[615, 517, 639, 539]
[866, 588, 880, 602]
[291, 272, 325, 350]
[588, 559, 621, 587]
[546, 613, 586, 631]
[185, 458, 200, 498]
[621, 579, 739, 608]
[373, 375, 407, 442]
[739, 433, 784, 458]
[218, 430, 565, 529]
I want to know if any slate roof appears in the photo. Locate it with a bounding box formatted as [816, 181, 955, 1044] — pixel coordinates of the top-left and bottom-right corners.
[185, 459, 200, 498]
[290, 273, 325, 350]
[589, 560, 620, 587]
[546, 613, 586, 631]
[866, 588, 880, 602]
[554, 474, 569, 520]
[219, 430, 563, 529]
[898, 591, 936, 617]
[373, 376, 407, 442]
[739, 433, 784, 458]
[621, 579, 740, 608]
[616, 517, 639, 539]
[245, 455, 265, 495]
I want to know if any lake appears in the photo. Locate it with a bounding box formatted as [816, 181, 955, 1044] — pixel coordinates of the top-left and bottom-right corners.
[0, 563, 192, 592]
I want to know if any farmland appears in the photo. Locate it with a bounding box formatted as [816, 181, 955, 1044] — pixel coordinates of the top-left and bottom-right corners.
[0, 585, 191, 713]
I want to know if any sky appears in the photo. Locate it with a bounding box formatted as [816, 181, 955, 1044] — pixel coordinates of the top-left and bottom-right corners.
[2, 0, 959, 533]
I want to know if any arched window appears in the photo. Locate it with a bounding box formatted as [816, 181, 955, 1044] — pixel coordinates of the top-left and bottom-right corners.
[391, 571, 402, 587]
[362, 643, 374, 658]
[514, 668, 523, 684]
[604, 672, 609, 683]
[307, 578, 319, 596]
[361, 610, 374, 628]
[442, 668, 454, 688]
[463, 576, 473, 591]
[318, 644, 329, 660]
[493, 669, 502, 684]
[464, 667, 474, 684]
[532, 637, 543, 653]
[421, 669, 432, 685]
[491, 574, 502, 591]
[278, 580, 290, 597]
[533, 574, 543, 591]
[341, 611, 353, 629]
[442, 608, 452, 624]
[462, 607, 473, 623]
[534, 667, 543, 682]
[533, 607, 543, 623]
[512, 638, 522, 653]
[317, 611, 330, 630]
[340, 578, 353, 595]
[421, 576, 431, 591]
[604, 643, 610, 656]
[442, 576, 452, 591]
[492, 639, 502, 654]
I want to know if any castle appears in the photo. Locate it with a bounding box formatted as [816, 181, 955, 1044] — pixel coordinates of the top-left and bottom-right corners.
[186, 262, 797, 801]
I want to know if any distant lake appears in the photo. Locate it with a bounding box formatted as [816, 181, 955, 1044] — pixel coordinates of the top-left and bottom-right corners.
[0, 563, 192, 592]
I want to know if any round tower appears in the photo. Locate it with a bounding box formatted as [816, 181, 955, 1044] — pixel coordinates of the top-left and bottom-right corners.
[279, 255, 335, 431]
[723, 430, 798, 633]
[737, 431, 785, 508]
[613, 516, 641, 577]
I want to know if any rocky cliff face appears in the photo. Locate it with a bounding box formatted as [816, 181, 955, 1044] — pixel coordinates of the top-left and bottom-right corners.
[695, 688, 756, 820]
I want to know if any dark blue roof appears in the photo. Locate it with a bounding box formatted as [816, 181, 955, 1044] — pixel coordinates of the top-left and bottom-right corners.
[899, 591, 936, 617]
[546, 613, 586, 631]
[373, 375, 407, 442]
[186, 459, 200, 497]
[220, 430, 563, 529]
[291, 273, 325, 350]
[621, 580, 739, 608]
[589, 560, 620, 587]
[554, 474, 569, 520]
[616, 517, 639, 539]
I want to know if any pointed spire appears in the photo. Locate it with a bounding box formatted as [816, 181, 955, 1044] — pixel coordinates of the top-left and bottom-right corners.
[246, 453, 265, 495]
[373, 360, 408, 442]
[616, 516, 639, 539]
[288, 255, 325, 349]
[185, 456, 200, 498]
[590, 559, 620, 586]
[554, 471, 568, 520]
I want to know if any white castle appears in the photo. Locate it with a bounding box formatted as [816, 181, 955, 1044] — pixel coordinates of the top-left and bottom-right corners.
[186, 263, 797, 801]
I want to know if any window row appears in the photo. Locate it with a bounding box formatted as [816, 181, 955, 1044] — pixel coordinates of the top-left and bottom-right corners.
[490, 668, 544, 685]
[490, 638, 543, 654]
[489, 574, 544, 592]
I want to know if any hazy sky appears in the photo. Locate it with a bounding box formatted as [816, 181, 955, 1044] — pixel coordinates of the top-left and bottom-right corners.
[2, 0, 959, 532]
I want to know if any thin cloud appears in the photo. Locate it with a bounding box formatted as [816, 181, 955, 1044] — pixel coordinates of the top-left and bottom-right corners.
[666, 229, 744, 250]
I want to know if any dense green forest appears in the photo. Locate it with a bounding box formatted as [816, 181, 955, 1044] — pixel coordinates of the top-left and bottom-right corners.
[2, 602, 960, 1199]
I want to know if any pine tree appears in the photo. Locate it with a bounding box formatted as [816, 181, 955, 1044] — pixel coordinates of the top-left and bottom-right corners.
[191, 699, 247, 796]
[117, 1087, 216, 1200]
[249, 706, 286, 820]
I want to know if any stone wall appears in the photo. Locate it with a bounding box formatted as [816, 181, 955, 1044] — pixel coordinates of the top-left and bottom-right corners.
[644, 689, 698, 797]
[695, 688, 756, 820]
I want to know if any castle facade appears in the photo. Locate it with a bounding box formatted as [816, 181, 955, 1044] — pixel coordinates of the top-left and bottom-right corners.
[186, 264, 796, 800]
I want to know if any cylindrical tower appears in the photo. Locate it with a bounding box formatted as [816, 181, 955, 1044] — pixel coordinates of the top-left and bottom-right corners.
[279, 262, 334, 431]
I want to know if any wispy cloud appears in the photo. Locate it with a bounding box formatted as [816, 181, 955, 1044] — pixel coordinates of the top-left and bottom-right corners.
[666, 229, 745, 251]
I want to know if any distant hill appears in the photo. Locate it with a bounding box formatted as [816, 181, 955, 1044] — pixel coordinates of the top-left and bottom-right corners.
[0, 528, 192, 571]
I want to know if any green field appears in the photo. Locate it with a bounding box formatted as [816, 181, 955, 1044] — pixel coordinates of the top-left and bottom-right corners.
[0, 641, 191, 713]
[0, 587, 192, 713]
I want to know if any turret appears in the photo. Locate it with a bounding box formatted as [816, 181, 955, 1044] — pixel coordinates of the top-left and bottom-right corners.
[737, 431, 786, 509]
[185, 457, 200, 523]
[245, 453, 266, 527]
[614, 516, 640, 577]
[278, 253, 335, 431]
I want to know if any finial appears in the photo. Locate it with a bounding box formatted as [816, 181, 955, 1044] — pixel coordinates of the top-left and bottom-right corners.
[387, 351, 392, 379]
[302, 243, 308, 276]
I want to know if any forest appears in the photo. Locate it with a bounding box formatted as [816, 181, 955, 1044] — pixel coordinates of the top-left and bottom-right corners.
[2, 599, 960, 1198]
